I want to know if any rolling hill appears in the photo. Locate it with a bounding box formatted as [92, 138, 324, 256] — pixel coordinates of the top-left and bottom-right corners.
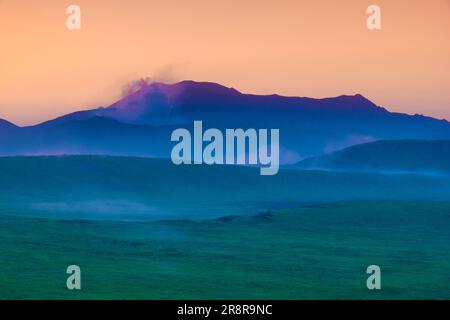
[1, 155, 450, 220]
[297, 140, 450, 175]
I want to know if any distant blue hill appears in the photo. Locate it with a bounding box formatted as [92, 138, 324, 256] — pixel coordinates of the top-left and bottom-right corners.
[1, 156, 450, 220]
[296, 140, 450, 175]
[0, 119, 18, 130]
[1, 80, 450, 162]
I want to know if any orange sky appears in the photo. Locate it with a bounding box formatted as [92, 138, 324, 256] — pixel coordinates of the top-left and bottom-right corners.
[1, 0, 449, 125]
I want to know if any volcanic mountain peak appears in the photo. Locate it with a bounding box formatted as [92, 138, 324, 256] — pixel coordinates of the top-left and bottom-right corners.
[122, 80, 238, 98]
[1, 80, 450, 160]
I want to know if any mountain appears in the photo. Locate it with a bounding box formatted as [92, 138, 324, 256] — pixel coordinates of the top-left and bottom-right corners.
[0, 119, 18, 130]
[0, 116, 178, 157]
[1, 80, 450, 162]
[296, 140, 450, 175]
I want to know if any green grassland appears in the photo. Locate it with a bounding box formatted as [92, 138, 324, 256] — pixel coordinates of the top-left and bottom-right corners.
[1, 201, 450, 299]
[1, 156, 450, 299]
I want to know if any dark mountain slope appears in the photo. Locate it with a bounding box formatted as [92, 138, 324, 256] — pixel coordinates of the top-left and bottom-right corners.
[297, 140, 450, 175]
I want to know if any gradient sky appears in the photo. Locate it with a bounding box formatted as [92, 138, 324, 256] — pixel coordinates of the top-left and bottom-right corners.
[1, 0, 449, 125]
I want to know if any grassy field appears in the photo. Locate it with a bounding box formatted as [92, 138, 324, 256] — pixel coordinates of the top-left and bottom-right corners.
[1, 201, 450, 299]
[1, 156, 450, 299]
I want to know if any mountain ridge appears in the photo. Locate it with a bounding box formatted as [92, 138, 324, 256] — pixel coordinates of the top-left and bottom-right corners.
[2, 81, 397, 128]
[1, 80, 449, 161]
